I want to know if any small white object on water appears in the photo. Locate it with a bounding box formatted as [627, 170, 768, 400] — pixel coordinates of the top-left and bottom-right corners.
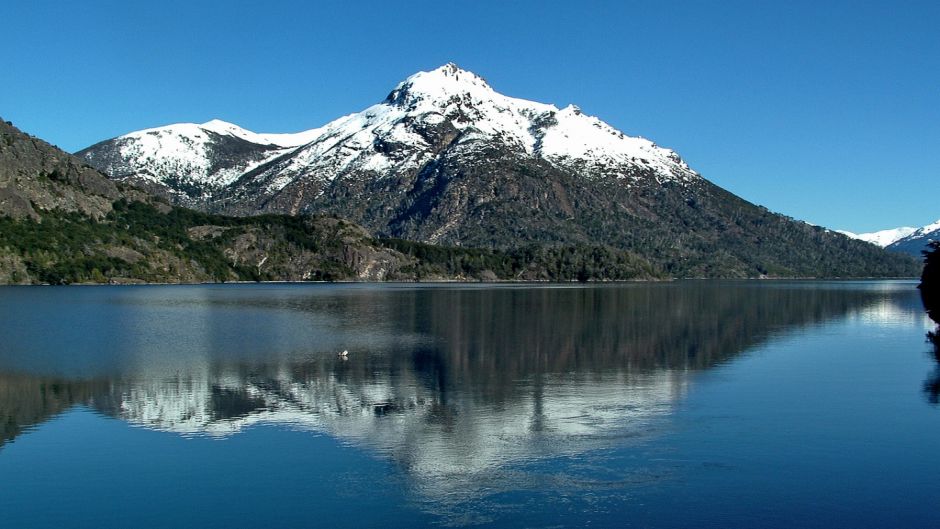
[339, 350, 349, 358]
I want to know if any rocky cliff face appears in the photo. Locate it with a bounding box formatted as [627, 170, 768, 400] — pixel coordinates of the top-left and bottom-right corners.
[0, 118, 141, 220]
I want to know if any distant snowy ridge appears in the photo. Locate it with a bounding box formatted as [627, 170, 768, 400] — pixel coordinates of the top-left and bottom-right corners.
[374, 63, 694, 180]
[902, 219, 940, 242]
[840, 219, 940, 257]
[109, 118, 321, 151]
[839, 226, 918, 247]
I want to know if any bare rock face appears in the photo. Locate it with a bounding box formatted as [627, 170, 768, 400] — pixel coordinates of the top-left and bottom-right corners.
[209, 218, 414, 282]
[0, 119, 127, 219]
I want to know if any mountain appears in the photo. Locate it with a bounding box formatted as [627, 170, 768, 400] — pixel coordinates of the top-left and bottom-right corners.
[842, 220, 940, 257]
[80, 63, 697, 220]
[77, 64, 919, 278]
[0, 118, 428, 284]
[0, 118, 672, 284]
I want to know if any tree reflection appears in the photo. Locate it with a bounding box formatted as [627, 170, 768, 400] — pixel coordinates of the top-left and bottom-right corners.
[924, 331, 940, 405]
[920, 241, 939, 404]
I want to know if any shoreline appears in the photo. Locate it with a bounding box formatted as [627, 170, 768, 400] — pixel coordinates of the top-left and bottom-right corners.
[0, 277, 920, 287]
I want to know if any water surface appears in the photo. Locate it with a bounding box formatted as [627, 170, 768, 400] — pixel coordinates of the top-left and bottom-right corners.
[0, 281, 937, 527]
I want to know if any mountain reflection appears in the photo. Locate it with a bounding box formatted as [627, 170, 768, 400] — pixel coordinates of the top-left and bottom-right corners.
[0, 374, 111, 446]
[0, 283, 909, 494]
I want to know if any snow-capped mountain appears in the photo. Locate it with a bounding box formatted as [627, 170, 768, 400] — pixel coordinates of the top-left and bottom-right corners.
[232, 63, 695, 200]
[77, 63, 920, 277]
[79, 63, 695, 213]
[841, 220, 940, 257]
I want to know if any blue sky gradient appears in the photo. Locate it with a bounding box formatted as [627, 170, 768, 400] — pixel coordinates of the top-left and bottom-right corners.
[3, 0, 937, 232]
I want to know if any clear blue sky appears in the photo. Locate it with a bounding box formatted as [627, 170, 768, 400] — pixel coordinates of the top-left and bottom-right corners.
[3, 0, 937, 232]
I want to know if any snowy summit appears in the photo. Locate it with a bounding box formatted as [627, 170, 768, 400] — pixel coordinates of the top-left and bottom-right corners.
[78, 63, 697, 208]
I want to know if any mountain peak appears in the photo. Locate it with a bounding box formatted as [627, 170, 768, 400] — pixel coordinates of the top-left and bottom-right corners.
[385, 63, 494, 107]
[200, 118, 242, 131]
[421, 62, 488, 83]
[437, 62, 463, 75]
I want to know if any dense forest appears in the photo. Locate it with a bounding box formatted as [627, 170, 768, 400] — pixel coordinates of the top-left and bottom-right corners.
[0, 200, 668, 284]
[0, 197, 926, 285]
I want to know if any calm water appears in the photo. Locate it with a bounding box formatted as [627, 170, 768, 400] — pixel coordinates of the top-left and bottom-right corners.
[0, 281, 937, 528]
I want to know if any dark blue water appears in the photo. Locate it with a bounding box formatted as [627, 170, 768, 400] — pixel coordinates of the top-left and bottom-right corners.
[0, 282, 937, 527]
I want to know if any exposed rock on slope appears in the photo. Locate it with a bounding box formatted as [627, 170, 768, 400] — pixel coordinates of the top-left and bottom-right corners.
[0, 118, 140, 219]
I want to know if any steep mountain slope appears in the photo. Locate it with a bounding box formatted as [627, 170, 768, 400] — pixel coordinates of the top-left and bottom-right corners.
[0, 118, 146, 220]
[77, 64, 920, 278]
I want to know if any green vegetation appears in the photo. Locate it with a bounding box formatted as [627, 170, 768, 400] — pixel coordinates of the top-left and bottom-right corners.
[0, 200, 363, 284]
[379, 238, 662, 281]
[0, 194, 921, 285]
[0, 210, 147, 284]
[0, 198, 667, 284]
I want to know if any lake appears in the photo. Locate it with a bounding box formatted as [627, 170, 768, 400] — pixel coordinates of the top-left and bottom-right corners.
[0, 281, 937, 528]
